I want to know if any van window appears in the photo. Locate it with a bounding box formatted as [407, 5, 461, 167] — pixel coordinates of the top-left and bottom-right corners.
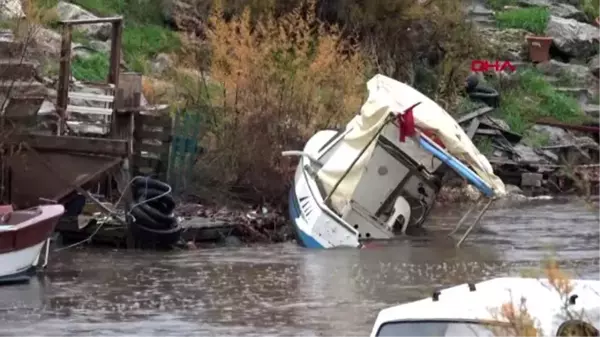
[376, 321, 503, 337]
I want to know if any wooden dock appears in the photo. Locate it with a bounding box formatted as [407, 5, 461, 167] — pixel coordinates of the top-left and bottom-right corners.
[56, 214, 237, 248]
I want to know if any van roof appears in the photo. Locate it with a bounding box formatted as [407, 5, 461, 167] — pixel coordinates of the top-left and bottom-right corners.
[370, 277, 600, 336]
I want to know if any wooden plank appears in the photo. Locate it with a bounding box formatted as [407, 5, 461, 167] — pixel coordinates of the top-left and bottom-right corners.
[68, 92, 115, 102]
[475, 128, 502, 136]
[116, 104, 169, 114]
[457, 106, 493, 124]
[136, 142, 170, 155]
[67, 105, 113, 116]
[77, 81, 115, 90]
[134, 155, 161, 168]
[139, 114, 171, 127]
[61, 16, 123, 25]
[134, 130, 172, 142]
[466, 118, 480, 139]
[7, 134, 128, 156]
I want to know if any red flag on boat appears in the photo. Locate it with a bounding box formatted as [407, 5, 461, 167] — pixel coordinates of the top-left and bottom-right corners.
[395, 101, 446, 148]
[396, 102, 420, 142]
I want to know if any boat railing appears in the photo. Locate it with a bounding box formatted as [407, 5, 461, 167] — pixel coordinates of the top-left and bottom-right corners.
[281, 151, 323, 168]
[417, 134, 497, 247]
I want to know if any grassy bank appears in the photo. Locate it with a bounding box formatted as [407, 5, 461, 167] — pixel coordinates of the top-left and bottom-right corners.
[493, 70, 585, 135]
[32, 0, 180, 80]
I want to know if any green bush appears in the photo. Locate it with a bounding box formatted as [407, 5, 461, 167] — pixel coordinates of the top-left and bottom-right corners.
[71, 53, 110, 81]
[32, 0, 180, 78]
[496, 7, 550, 35]
[494, 70, 584, 134]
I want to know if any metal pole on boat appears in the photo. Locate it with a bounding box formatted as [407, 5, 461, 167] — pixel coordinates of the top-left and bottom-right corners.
[448, 196, 482, 236]
[324, 116, 393, 204]
[456, 197, 494, 247]
[42, 238, 51, 268]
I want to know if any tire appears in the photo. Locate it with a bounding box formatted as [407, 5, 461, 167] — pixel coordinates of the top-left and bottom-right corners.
[142, 199, 173, 214]
[133, 188, 175, 211]
[130, 205, 175, 230]
[468, 86, 500, 108]
[136, 202, 175, 225]
[128, 220, 183, 248]
[132, 177, 171, 193]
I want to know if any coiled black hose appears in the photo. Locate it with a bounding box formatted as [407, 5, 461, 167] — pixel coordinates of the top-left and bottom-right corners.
[465, 75, 500, 108]
[468, 86, 500, 108]
[127, 176, 182, 247]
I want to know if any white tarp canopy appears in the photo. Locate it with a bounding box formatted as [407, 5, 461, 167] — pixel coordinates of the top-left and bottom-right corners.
[317, 74, 506, 212]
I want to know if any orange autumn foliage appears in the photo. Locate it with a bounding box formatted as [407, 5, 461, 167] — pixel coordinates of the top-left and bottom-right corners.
[188, 0, 367, 200]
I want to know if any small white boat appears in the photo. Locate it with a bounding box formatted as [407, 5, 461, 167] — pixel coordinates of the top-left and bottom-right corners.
[369, 277, 600, 337]
[0, 204, 65, 284]
[284, 74, 507, 249]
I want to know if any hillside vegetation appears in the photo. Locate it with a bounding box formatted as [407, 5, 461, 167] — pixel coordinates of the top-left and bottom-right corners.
[3, 0, 593, 202]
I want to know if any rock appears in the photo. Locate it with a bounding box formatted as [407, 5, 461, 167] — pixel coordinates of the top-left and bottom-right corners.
[513, 143, 549, 163]
[555, 0, 581, 6]
[30, 26, 62, 57]
[223, 235, 243, 247]
[583, 104, 600, 118]
[521, 172, 543, 187]
[540, 149, 559, 162]
[516, 0, 584, 20]
[150, 53, 173, 74]
[161, 0, 175, 23]
[546, 16, 599, 59]
[485, 116, 511, 131]
[536, 59, 592, 85]
[531, 125, 574, 145]
[589, 54, 599, 77]
[56, 1, 112, 40]
[505, 184, 524, 195]
[0, 0, 24, 20]
[72, 40, 110, 59]
[481, 27, 529, 61]
[517, 0, 552, 6]
[550, 3, 586, 22]
[0, 29, 14, 42]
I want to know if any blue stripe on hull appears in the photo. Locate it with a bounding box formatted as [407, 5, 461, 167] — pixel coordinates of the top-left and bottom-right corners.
[288, 185, 324, 249]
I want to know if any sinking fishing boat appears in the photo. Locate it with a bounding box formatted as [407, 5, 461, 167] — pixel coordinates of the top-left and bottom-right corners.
[369, 277, 600, 337]
[0, 204, 65, 284]
[283, 74, 507, 249]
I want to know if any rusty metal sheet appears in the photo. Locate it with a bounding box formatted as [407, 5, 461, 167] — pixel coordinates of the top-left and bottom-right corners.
[7, 151, 121, 209]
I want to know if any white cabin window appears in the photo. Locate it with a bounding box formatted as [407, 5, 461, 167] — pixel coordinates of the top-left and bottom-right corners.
[376, 320, 504, 337]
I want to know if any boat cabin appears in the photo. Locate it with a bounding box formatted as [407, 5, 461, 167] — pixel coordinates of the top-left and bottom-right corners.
[370, 277, 600, 337]
[312, 121, 446, 240]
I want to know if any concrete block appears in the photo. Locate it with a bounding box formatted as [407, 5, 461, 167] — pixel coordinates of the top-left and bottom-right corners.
[521, 172, 543, 187]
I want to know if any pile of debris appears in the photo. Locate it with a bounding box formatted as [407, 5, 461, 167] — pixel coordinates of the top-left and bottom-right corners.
[176, 203, 294, 245]
[458, 106, 599, 196]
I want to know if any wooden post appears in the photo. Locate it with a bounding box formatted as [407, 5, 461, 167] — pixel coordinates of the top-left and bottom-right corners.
[56, 24, 73, 135]
[108, 20, 123, 89]
[113, 72, 141, 249]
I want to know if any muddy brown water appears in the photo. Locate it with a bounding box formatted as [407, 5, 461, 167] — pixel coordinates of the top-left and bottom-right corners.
[0, 198, 598, 336]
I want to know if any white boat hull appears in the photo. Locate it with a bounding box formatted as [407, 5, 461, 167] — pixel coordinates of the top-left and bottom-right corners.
[0, 241, 45, 279]
[0, 204, 64, 283]
[289, 130, 361, 249]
